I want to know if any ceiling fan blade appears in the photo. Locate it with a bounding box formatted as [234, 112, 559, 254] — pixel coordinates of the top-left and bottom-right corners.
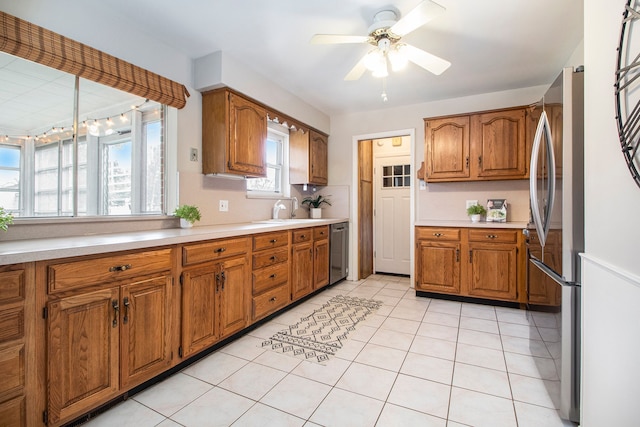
[403, 44, 451, 75]
[390, 0, 445, 37]
[311, 34, 370, 44]
[344, 54, 368, 81]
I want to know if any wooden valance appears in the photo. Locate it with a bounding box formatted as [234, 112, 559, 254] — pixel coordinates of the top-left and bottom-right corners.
[0, 11, 190, 109]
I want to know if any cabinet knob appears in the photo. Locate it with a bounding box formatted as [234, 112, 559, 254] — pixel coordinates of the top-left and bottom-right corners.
[486, 234, 498, 239]
[269, 273, 277, 279]
[109, 264, 131, 272]
[270, 239, 277, 243]
[433, 233, 442, 237]
[214, 247, 226, 253]
[270, 256, 277, 262]
[269, 297, 277, 303]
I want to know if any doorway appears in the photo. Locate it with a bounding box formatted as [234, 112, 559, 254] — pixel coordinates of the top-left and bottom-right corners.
[351, 129, 415, 281]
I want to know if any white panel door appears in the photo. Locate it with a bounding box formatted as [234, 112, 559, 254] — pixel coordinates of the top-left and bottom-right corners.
[374, 155, 411, 275]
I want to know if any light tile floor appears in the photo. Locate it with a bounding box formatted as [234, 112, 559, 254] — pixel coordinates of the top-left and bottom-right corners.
[84, 274, 575, 427]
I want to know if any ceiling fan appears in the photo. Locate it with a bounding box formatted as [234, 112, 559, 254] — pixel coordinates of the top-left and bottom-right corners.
[311, 0, 451, 81]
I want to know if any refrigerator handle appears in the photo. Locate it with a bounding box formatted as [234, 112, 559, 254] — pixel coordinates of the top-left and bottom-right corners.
[529, 110, 556, 247]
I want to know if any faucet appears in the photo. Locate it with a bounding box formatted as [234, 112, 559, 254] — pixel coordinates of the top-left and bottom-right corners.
[290, 197, 298, 218]
[272, 199, 287, 219]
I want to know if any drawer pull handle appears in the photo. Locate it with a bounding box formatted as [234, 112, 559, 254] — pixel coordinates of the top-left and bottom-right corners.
[320, 231, 325, 235]
[486, 234, 498, 239]
[270, 273, 277, 279]
[269, 297, 277, 303]
[270, 256, 278, 262]
[214, 247, 226, 253]
[123, 297, 130, 325]
[112, 300, 119, 327]
[109, 264, 131, 272]
[270, 239, 277, 243]
[433, 233, 442, 237]
[300, 234, 306, 239]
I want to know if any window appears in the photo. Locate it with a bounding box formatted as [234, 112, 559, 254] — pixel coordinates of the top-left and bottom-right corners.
[0, 144, 20, 212]
[246, 124, 289, 196]
[382, 164, 411, 188]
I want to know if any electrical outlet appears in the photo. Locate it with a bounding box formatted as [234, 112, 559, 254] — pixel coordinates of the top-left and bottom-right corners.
[466, 200, 478, 209]
[190, 148, 198, 162]
[219, 200, 229, 212]
[419, 180, 427, 190]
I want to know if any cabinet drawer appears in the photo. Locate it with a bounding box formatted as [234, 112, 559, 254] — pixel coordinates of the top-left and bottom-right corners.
[416, 227, 461, 241]
[252, 247, 288, 269]
[468, 229, 518, 244]
[0, 269, 24, 305]
[292, 228, 312, 244]
[0, 307, 23, 343]
[0, 344, 24, 399]
[48, 248, 173, 293]
[253, 263, 289, 294]
[253, 231, 289, 251]
[253, 283, 289, 321]
[313, 226, 329, 240]
[183, 238, 249, 266]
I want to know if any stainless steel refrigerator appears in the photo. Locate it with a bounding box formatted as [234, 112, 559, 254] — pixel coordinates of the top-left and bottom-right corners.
[525, 66, 584, 423]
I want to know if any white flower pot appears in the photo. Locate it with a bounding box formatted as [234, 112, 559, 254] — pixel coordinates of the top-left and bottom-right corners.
[310, 208, 322, 219]
[180, 218, 193, 228]
[470, 214, 481, 223]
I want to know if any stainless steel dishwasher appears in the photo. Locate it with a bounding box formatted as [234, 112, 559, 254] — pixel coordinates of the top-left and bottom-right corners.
[329, 222, 349, 284]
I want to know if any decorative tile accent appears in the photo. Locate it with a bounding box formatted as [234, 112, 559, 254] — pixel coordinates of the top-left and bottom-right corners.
[261, 295, 382, 364]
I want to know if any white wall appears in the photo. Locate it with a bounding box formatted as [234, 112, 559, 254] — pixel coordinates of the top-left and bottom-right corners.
[581, 1, 640, 425]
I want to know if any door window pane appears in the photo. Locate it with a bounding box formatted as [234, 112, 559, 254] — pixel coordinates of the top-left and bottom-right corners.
[381, 164, 412, 188]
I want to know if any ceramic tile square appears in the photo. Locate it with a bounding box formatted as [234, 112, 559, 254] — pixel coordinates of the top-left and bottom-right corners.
[410, 335, 457, 360]
[376, 403, 447, 427]
[349, 286, 381, 298]
[349, 324, 378, 342]
[459, 316, 500, 334]
[513, 401, 571, 427]
[452, 363, 512, 399]
[335, 336, 367, 361]
[416, 322, 459, 342]
[232, 403, 305, 427]
[427, 299, 462, 315]
[395, 298, 431, 312]
[309, 388, 384, 427]
[374, 294, 402, 307]
[368, 328, 415, 351]
[379, 317, 421, 334]
[448, 387, 517, 427]
[219, 335, 266, 360]
[361, 313, 387, 328]
[384, 281, 412, 291]
[155, 419, 182, 427]
[509, 373, 559, 409]
[504, 352, 559, 380]
[218, 361, 287, 400]
[332, 281, 359, 292]
[291, 357, 351, 385]
[248, 320, 292, 340]
[387, 374, 451, 418]
[423, 311, 460, 328]
[457, 328, 503, 350]
[461, 303, 497, 320]
[171, 387, 253, 427]
[133, 372, 212, 417]
[538, 326, 561, 343]
[181, 351, 248, 385]
[400, 352, 454, 385]
[455, 343, 506, 371]
[389, 305, 427, 322]
[501, 335, 552, 358]
[354, 342, 407, 372]
[260, 374, 331, 419]
[498, 322, 542, 340]
[530, 311, 560, 328]
[335, 362, 398, 400]
[376, 288, 408, 298]
[83, 399, 166, 427]
[495, 308, 530, 325]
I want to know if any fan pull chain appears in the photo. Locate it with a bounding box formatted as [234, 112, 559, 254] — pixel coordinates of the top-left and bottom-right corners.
[381, 78, 389, 102]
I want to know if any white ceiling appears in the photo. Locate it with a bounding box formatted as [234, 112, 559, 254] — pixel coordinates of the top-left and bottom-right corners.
[95, 0, 583, 115]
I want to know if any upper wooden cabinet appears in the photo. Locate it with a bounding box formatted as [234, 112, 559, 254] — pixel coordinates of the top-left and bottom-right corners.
[202, 89, 267, 177]
[290, 129, 329, 185]
[424, 106, 529, 182]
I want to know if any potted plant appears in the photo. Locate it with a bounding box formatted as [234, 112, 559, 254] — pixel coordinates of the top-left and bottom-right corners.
[173, 204, 201, 228]
[302, 194, 331, 219]
[0, 207, 14, 231]
[466, 204, 486, 223]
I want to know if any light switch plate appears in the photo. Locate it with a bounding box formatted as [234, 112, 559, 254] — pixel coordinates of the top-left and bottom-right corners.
[190, 148, 198, 162]
[466, 200, 478, 209]
[219, 200, 229, 212]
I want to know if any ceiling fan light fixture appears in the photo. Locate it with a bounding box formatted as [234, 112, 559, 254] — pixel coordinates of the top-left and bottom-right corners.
[363, 49, 385, 72]
[388, 45, 408, 71]
[372, 60, 389, 78]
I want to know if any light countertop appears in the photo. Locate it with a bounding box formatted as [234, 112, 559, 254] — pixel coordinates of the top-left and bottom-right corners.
[415, 220, 530, 229]
[0, 218, 349, 266]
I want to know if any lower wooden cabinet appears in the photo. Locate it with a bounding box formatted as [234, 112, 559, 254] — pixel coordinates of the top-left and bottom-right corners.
[526, 230, 562, 306]
[291, 229, 314, 301]
[47, 274, 173, 425]
[313, 226, 330, 290]
[251, 231, 290, 321]
[415, 226, 525, 303]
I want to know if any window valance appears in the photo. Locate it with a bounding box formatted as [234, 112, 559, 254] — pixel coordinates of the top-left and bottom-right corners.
[0, 11, 190, 109]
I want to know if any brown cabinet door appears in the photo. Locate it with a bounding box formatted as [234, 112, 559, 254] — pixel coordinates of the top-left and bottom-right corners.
[467, 243, 518, 300]
[416, 241, 461, 294]
[291, 241, 313, 300]
[313, 238, 330, 290]
[425, 116, 471, 180]
[309, 131, 328, 185]
[181, 265, 218, 358]
[120, 275, 172, 388]
[218, 255, 249, 338]
[527, 245, 562, 306]
[472, 108, 527, 179]
[47, 288, 120, 425]
[228, 92, 267, 176]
